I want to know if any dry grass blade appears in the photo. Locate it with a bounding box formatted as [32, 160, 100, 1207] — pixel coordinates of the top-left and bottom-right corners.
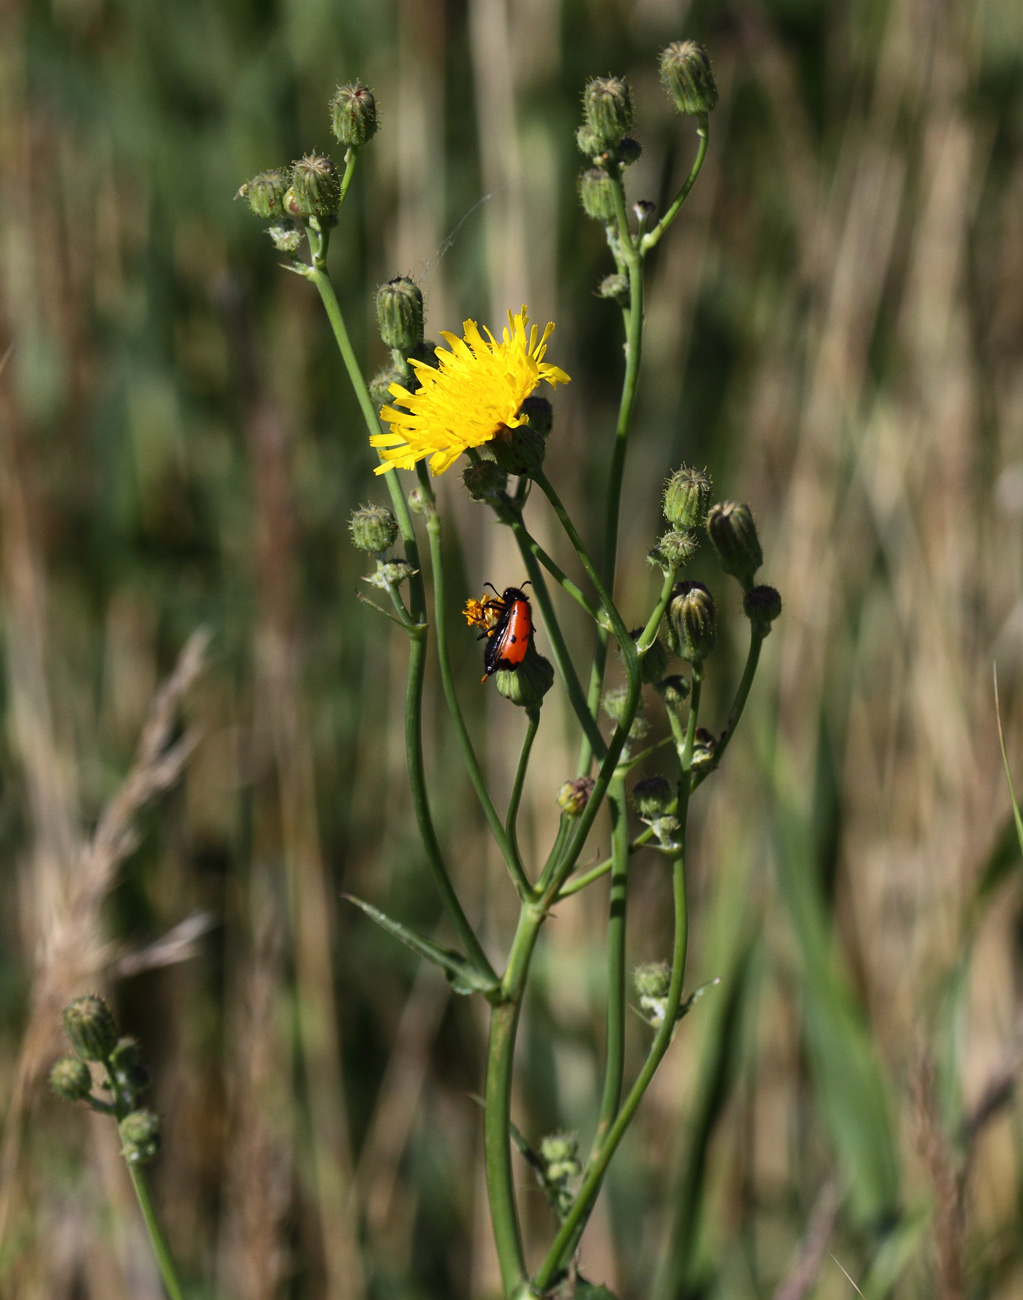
[772, 1180, 842, 1300]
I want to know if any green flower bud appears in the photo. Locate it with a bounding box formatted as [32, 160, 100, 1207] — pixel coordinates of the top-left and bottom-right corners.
[664, 466, 712, 528]
[349, 504, 399, 553]
[110, 1036, 149, 1097]
[490, 422, 546, 477]
[518, 395, 552, 437]
[291, 153, 341, 219]
[648, 529, 699, 572]
[691, 726, 716, 773]
[463, 459, 509, 502]
[602, 687, 649, 739]
[659, 40, 719, 117]
[707, 501, 763, 589]
[267, 221, 302, 254]
[668, 581, 717, 665]
[630, 775, 674, 820]
[119, 1109, 161, 1165]
[575, 124, 602, 158]
[616, 136, 642, 166]
[376, 277, 424, 351]
[557, 776, 595, 817]
[583, 76, 634, 150]
[237, 169, 289, 220]
[634, 961, 671, 1000]
[743, 584, 782, 636]
[64, 995, 118, 1062]
[540, 1131, 580, 1183]
[578, 168, 618, 224]
[407, 487, 428, 516]
[49, 1057, 92, 1103]
[656, 674, 691, 708]
[597, 273, 629, 306]
[496, 648, 554, 710]
[330, 82, 378, 147]
[365, 559, 416, 590]
[369, 366, 405, 412]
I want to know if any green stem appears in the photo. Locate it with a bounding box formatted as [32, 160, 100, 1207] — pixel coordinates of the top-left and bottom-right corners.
[640, 115, 709, 254]
[423, 489, 533, 900]
[690, 630, 763, 794]
[127, 1163, 187, 1300]
[507, 710, 540, 865]
[504, 510, 600, 622]
[594, 769, 630, 1141]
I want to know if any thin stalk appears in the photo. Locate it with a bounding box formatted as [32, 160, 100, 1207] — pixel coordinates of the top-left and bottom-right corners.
[691, 630, 763, 794]
[594, 769, 630, 1141]
[423, 495, 533, 900]
[126, 1164, 187, 1300]
[506, 709, 540, 866]
[640, 116, 709, 254]
[504, 511, 600, 622]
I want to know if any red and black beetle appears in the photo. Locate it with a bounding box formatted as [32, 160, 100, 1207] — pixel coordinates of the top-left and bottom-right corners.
[479, 584, 533, 680]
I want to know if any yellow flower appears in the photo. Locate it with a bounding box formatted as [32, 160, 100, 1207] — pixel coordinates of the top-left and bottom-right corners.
[371, 307, 570, 476]
[463, 597, 494, 633]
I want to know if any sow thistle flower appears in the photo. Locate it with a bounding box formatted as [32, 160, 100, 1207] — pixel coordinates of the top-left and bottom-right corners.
[372, 308, 570, 476]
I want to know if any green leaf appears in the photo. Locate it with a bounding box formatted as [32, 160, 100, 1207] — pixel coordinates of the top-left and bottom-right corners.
[994, 667, 1023, 859]
[343, 895, 500, 999]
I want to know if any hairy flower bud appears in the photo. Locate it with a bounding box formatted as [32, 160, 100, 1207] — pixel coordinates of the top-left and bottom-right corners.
[291, 153, 341, 219]
[330, 82, 378, 147]
[496, 647, 554, 711]
[617, 136, 642, 167]
[583, 76, 634, 150]
[660, 41, 719, 117]
[578, 168, 618, 224]
[518, 395, 553, 437]
[648, 529, 699, 573]
[463, 459, 509, 502]
[664, 466, 712, 528]
[365, 559, 416, 590]
[743, 584, 782, 636]
[631, 775, 674, 820]
[575, 124, 602, 157]
[49, 1057, 92, 1103]
[557, 776, 595, 817]
[267, 221, 302, 253]
[597, 273, 630, 306]
[602, 687, 649, 739]
[634, 961, 671, 1000]
[238, 169, 290, 220]
[349, 504, 399, 553]
[119, 1109, 161, 1165]
[540, 1131, 580, 1183]
[656, 674, 691, 708]
[376, 277, 424, 351]
[369, 365, 404, 412]
[707, 501, 763, 588]
[64, 995, 118, 1062]
[490, 422, 546, 477]
[668, 581, 717, 665]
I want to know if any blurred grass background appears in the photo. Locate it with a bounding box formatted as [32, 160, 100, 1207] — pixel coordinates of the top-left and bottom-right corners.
[2, 0, 1023, 1296]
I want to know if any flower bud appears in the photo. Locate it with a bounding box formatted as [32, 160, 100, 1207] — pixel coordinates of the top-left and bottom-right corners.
[630, 775, 674, 820]
[634, 961, 671, 1000]
[617, 136, 642, 167]
[575, 124, 603, 158]
[349, 504, 398, 553]
[597, 273, 629, 306]
[707, 501, 763, 589]
[557, 776, 595, 817]
[648, 529, 699, 573]
[267, 222, 302, 253]
[291, 153, 341, 219]
[602, 687, 649, 739]
[664, 466, 712, 528]
[743, 584, 782, 636]
[518, 395, 553, 437]
[691, 727, 716, 772]
[369, 365, 405, 412]
[64, 995, 118, 1062]
[583, 76, 634, 151]
[540, 1131, 580, 1182]
[49, 1057, 92, 1103]
[365, 559, 416, 590]
[376, 277, 424, 351]
[407, 487, 428, 516]
[578, 168, 618, 224]
[668, 581, 717, 665]
[490, 422, 546, 477]
[237, 169, 289, 220]
[119, 1109, 161, 1165]
[330, 82, 378, 147]
[463, 459, 509, 502]
[656, 674, 691, 708]
[110, 1036, 149, 1097]
[496, 648, 554, 710]
[659, 41, 719, 117]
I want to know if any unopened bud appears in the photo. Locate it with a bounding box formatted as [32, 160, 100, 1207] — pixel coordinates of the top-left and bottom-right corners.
[119, 1109, 161, 1165]
[64, 995, 118, 1062]
[496, 648, 554, 710]
[238, 169, 289, 220]
[649, 529, 699, 572]
[668, 581, 717, 665]
[463, 459, 508, 502]
[407, 339, 439, 369]
[664, 466, 712, 528]
[583, 76, 634, 151]
[330, 82, 378, 147]
[706, 501, 762, 588]
[656, 674, 691, 708]
[291, 153, 341, 219]
[691, 727, 716, 772]
[518, 395, 553, 437]
[602, 687, 649, 739]
[110, 1036, 149, 1096]
[376, 277, 424, 351]
[557, 776, 595, 817]
[49, 1057, 92, 1103]
[578, 168, 618, 224]
[634, 961, 671, 1000]
[267, 222, 302, 253]
[365, 559, 416, 590]
[407, 487, 428, 516]
[743, 584, 782, 636]
[617, 136, 642, 166]
[369, 366, 405, 411]
[349, 504, 398, 553]
[540, 1131, 580, 1182]
[631, 775, 674, 820]
[490, 422, 546, 477]
[597, 273, 630, 306]
[659, 41, 718, 117]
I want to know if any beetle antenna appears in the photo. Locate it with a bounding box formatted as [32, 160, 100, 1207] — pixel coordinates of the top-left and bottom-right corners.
[483, 582, 501, 597]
